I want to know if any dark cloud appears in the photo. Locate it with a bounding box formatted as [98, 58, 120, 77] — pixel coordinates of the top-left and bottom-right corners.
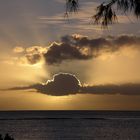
[81, 84, 140, 95]
[8, 73, 81, 96]
[61, 35, 111, 48]
[61, 34, 140, 53]
[44, 42, 91, 64]
[113, 35, 140, 46]
[43, 35, 111, 64]
[6, 73, 140, 96]
[20, 34, 140, 65]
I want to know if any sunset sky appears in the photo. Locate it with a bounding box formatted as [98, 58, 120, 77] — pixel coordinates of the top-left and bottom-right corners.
[0, 0, 140, 110]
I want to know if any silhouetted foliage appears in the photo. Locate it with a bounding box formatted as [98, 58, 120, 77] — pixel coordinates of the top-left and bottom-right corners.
[65, 0, 79, 18]
[66, 0, 79, 13]
[0, 134, 3, 140]
[0, 134, 14, 140]
[65, 0, 140, 26]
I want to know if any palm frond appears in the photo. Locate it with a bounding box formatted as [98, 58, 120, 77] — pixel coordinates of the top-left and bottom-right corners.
[66, 0, 79, 13]
[93, 0, 140, 26]
[93, 0, 118, 27]
[134, 0, 140, 18]
[64, 0, 140, 26]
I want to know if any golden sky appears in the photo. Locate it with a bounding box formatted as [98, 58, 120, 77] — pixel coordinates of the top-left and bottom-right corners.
[0, 0, 140, 110]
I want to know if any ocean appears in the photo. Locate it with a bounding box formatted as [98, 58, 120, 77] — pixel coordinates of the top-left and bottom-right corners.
[0, 111, 140, 140]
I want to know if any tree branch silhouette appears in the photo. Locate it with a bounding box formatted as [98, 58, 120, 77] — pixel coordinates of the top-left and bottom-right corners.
[65, 0, 140, 26]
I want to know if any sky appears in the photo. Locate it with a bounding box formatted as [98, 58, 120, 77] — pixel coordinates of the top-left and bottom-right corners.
[0, 0, 140, 110]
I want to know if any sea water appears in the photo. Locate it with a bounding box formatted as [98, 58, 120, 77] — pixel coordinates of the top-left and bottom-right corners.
[0, 111, 140, 140]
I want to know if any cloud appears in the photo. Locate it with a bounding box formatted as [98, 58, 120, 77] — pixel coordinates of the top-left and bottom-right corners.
[24, 46, 48, 64]
[13, 46, 25, 53]
[12, 46, 48, 65]
[6, 73, 140, 96]
[61, 34, 140, 52]
[44, 42, 92, 64]
[13, 34, 140, 65]
[8, 73, 81, 96]
[81, 84, 140, 95]
[25, 54, 42, 65]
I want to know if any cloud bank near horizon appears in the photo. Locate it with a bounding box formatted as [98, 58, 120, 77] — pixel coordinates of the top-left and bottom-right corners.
[6, 73, 140, 96]
[7, 73, 81, 96]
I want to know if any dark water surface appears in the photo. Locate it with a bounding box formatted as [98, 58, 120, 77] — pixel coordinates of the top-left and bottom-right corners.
[0, 111, 140, 140]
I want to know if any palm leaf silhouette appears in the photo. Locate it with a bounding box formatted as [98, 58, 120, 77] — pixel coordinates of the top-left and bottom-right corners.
[65, 0, 140, 26]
